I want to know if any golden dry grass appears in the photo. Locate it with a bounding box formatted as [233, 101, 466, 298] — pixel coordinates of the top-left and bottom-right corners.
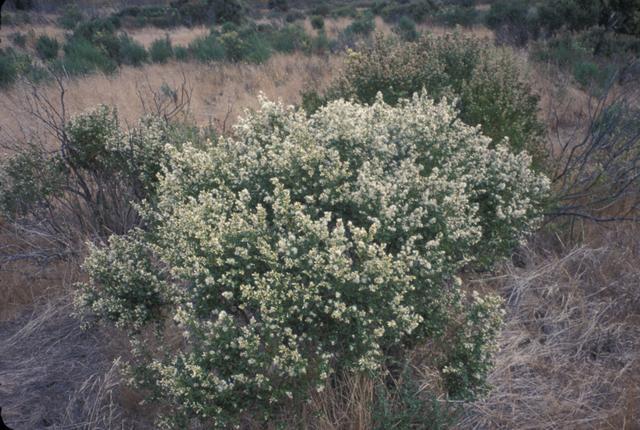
[0, 53, 341, 148]
[458, 228, 640, 430]
[128, 25, 209, 47]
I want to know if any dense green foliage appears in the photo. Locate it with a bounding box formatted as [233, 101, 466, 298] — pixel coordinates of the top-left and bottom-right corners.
[58, 4, 84, 30]
[150, 36, 174, 63]
[0, 49, 18, 88]
[35, 35, 60, 61]
[487, 0, 640, 46]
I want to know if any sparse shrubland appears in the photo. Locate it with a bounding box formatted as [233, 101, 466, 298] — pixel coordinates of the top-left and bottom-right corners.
[1, 1, 640, 429]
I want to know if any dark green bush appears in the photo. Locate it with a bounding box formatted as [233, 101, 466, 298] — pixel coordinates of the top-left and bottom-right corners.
[58, 4, 84, 30]
[572, 60, 615, 89]
[485, 0, 535, 46]
[311, 30, 330, 54]
[0, 49, 18, 88]
[394, 16, 419, 41]
[379, 0, 437, 23]
[435, 5, 478, 28]
[174, 45, 189, 61]
[219, 26, 271, 63]
[331, 5, 358, 18]
[530, 34, 589, 68]
[284, 10, 305, 22]
[150, 36, 173, 63]
[268, 24, 310, 53]
[311, 4, 331, 16]
[9, 32, 27, 48]
[372, 365, 459, 429]
[211, 0, 246, 24]
[345, 11, 376, 37]
[35, 35, 60, 61]
[60, 38, 117, 75]
[310, 15, 325, 30]
[73, 17, 121, 42]
[0, 150, 66, 216]
[117, 35, 148, 66]
[188, 34, 226, 62]
[268, 0, 288, 11]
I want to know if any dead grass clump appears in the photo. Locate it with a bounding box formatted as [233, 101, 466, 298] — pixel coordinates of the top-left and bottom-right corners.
[0, 298, 138, 429]
[458, 231, 640, 429]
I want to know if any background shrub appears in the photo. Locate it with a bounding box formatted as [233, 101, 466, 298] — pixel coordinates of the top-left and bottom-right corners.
[188, 34, 226, 62]
[394, 16, 419, 41]
[150, 36, 173, 63]
[10, 32, 27, 48]
[218, 26, 272, 63]
[0, 49, 18, 87]
[331, 5, 358, 18]
[310, 15, 325, 31]
[116, 34, 148, 66]
[268, 24, 310, 53]
[173, 45, 189, 61]
[60, 38, 117, 75]
[324, 34, 545, 166]
[78, 94, 548, 427]
[0, 105, 182, 241]
[211, 0, 246, 24]
[58, 4, 84, 30]
[435, 5, 478, 28]
[345, 11, 376, 37]
[35, 35, 60, 61]
[267, 0, 288, 11]
[311, 4, 331, 16]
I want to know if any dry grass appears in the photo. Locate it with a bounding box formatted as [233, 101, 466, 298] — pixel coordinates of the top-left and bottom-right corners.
[0, 298, 134, 429]
[128, 26, 209, 47]
[0, 53, 341, 147]
[458, 228, 640, 430]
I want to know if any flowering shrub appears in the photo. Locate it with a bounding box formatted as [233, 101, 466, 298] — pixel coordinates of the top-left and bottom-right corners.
[78, 93, 549, 427]
[315, 33, 546, 167]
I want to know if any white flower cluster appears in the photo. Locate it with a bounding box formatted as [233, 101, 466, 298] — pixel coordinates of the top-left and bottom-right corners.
[79, 92, 548, 427]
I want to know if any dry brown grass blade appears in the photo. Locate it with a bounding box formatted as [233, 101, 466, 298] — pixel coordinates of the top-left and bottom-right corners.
[0, 298, 144, 429]
[458, 233, 640, 430]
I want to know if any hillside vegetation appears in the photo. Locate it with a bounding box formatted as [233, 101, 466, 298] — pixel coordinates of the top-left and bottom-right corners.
[0, 0, 639, 429]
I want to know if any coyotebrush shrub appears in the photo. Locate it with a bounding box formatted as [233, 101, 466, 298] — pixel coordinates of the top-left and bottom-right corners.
[58, 4, 84, 30]
[188, 34, 226, 62]
[346, 11, 376, 36]
[78, 93, 549, 427]
[326, 34, 545, 166]
[61, 37, 118, 75]
[394, 16, 419, 41]
[310, 15, 325, 30]
[0, 49, 18, 87]
[116, 34, 148, 66]
[150, 36, 173, 63]
[35, 35, 60, 61]
[0, 149, 66, 216]
[0, 105, 181, 240]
